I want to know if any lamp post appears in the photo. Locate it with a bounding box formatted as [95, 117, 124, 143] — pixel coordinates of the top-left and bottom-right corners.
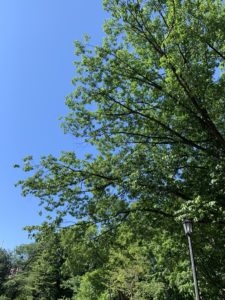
[183, 219, 200, 300]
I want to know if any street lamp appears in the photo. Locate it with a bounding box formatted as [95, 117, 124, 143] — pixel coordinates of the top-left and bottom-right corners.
[183, 219, 200, 300]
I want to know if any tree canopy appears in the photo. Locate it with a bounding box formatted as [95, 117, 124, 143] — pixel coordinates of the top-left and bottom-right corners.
[12, 0, 225, 299]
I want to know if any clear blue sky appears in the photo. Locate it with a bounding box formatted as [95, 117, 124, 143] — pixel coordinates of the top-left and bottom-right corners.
[0, 0, 105, 250]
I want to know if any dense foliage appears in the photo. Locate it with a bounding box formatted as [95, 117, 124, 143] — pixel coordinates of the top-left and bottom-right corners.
[6, 0, 225, 298]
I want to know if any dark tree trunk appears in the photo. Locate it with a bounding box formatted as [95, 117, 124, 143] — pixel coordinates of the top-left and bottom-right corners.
[118, 290, 129, 300]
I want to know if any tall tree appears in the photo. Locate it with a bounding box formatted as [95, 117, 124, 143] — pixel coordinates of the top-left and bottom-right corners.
[3, 235, 73, 300]
[0, 248, 11, 295]
[17, 0, 225, 298]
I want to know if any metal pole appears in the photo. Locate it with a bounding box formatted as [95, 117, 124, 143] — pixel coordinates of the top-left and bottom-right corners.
[187, 234, 200, 300]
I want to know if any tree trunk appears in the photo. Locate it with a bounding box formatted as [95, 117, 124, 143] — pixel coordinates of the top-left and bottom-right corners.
[118, 290, 129, 300]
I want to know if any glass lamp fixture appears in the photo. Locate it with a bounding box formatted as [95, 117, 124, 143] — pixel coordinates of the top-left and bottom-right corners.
[183, 219, 193, 235]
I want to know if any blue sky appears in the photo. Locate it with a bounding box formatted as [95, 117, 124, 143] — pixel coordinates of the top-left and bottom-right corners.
[0, 0, 106, 250]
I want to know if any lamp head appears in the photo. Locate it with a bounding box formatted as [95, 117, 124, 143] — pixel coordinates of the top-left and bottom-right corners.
[183, 219, 193, 235]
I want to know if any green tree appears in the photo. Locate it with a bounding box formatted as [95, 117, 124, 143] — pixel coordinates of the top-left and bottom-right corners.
[0, 248, 11, 294]
[3, 243, 42, 299]
[60, 223, 110, 299]
[3, 236, 72, 300]
[23, 230, 72, 300]
[17, 0, 225, 298]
